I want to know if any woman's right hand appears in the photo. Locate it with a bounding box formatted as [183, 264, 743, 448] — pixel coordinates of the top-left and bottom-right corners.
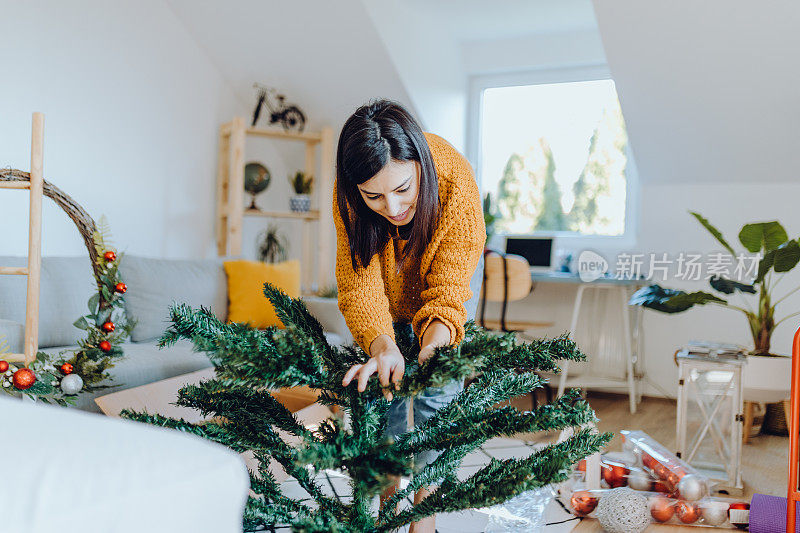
[342, 334, 405, 401]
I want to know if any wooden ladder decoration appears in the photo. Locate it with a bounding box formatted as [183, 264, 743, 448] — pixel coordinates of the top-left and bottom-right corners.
[0, 113, 44, 366]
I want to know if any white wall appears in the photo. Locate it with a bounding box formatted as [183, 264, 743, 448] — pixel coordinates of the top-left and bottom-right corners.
[360, 0, 467, 151]
[591, 0, 800, 185]
[0, 0, 241, 259]
[1, 0, 415, 294]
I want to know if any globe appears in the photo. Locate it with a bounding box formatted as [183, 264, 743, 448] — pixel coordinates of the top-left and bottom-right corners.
[245, 162, 271, 194]
[245, 162, 271, 209]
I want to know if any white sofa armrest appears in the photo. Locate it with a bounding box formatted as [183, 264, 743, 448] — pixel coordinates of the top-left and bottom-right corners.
[0, 319, 24, 354]
[0, 395, 249, 532]
[301, 296, 353, 345]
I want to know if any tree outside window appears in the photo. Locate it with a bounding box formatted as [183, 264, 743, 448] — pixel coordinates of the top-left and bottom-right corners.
[480, 79, 629, 237]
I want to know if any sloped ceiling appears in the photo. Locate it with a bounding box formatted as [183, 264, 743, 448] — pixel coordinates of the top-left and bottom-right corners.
[164, 0, 416, 131]
[361, 0, 598, 150]
[592, 0, 800, 184]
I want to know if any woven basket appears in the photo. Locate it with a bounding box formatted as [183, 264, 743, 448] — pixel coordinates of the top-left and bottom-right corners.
[762, 401, 789, 436]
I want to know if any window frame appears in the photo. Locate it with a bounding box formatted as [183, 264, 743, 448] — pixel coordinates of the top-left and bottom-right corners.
[466, 64, 640, 250]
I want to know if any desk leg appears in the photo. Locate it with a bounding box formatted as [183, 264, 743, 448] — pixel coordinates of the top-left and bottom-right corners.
[558, 284, 586, 398]
[620, 286, 637, 414]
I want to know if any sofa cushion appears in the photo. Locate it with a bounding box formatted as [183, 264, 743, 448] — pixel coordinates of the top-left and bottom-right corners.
[119, 256, 228, 342]
[0, 256, 96, 348]
[224, 259, 300, 329]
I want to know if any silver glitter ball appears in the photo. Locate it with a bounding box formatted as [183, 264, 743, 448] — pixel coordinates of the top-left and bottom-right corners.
[678, 474, 706, 501]
[627, 468, 653, 491]
[701, 502, 729, 526]
[60, 373, 83, 395]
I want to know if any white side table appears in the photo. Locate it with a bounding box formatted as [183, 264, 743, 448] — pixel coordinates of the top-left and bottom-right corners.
[675, 348, 745, 494]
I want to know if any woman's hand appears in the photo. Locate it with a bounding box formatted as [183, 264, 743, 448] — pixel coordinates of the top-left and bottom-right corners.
[342, 335, 405, 401]
[418, 318, 451, 365]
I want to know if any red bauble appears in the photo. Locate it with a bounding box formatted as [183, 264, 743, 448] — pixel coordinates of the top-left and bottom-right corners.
[649, 496, 676, 522]
[666, 471, 681, 488]
[0, 360, 8, 373]
[99, 340, 112, 352]
[642, 452, 656, 469]
[676, 501, 702, 523]
[103, 251, 117, 262]
[653, 480, 671, 493]
[653, 463, 668, 480]
[576, 459, 586, 472]
[114, 282, 127, 294]
[602, 462, 629, 488]
[59, 363, 74, 375]
[570, 490, 598, 516]
[12, 368, 36, 390]
[101, 321, 115, 332]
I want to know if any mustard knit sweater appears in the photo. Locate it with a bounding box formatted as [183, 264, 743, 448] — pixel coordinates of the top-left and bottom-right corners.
[333, 132, 485, 355]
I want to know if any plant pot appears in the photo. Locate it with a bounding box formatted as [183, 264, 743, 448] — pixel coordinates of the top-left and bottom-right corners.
[290, 194, 310, 213]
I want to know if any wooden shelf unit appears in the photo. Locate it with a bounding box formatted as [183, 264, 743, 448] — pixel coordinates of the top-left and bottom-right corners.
[215, 117, 335, 294]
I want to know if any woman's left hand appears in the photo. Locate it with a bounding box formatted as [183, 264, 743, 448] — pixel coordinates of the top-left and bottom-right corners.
[418, 318, 451, 365]
[418, 344, 437, 365]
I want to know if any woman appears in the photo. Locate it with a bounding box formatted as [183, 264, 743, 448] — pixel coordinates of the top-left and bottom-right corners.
[334, 99, 485, 533]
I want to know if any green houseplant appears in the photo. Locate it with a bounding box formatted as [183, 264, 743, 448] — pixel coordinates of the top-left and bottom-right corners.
[257, 224, 288, 264]
[630, 212, 800, 356]
[289, 170, 314, 213]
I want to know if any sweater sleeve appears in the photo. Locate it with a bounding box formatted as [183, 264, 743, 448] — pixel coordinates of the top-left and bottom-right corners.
[412, 183, 485, 348]
[333, 184, 395, 355]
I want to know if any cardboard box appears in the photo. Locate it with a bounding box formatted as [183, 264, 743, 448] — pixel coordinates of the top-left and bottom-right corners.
[95, 369, 333, 483]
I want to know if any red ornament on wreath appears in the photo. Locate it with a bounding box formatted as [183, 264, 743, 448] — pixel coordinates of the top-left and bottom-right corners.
[103, 251, 117, 262]
[99, 340, 112, 352]
[60, 363, 74, 375]
[0, 360, 8, 373]
[12, 368, 36, 390]
[114, 282, 127, 294]
[101, 321, 115, 333]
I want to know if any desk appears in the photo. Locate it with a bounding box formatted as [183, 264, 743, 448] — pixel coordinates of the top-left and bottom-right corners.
[531, 271, 645, 414]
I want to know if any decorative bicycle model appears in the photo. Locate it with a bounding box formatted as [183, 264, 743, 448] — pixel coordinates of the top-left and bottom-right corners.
[251, 83, 306, 132]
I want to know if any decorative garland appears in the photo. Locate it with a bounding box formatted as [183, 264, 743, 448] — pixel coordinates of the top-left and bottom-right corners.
[0, 168, 132, 405]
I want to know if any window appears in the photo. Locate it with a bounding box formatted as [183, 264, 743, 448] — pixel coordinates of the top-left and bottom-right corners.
[470, 68, 636, 241]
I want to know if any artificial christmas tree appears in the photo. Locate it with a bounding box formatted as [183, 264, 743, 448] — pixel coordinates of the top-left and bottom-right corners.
[122, 283, 610, 532]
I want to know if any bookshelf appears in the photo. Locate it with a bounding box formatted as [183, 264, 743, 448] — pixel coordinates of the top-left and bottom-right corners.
[215, 117, 334, 294]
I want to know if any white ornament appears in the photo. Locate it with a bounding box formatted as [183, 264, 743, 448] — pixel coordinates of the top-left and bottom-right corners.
[627, 468, 653, 491]
[60, 373, 83, 395]
[678, 474, 706, 501]
[596, 488, 650, 533]
[2, 381, 9, 388]
[701, 501, 729, 526]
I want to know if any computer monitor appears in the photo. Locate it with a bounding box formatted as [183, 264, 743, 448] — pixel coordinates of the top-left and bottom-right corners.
[505, 236, 554, 271]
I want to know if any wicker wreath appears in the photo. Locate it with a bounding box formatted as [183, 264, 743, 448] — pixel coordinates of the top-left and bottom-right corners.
[1, 168, 130, 403]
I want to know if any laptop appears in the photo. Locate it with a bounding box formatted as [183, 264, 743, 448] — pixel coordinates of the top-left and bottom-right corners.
[505, 236, 554, 272]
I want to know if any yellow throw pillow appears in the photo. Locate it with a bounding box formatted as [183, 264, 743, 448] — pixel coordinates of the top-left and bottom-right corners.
[224, 259, 301, 329]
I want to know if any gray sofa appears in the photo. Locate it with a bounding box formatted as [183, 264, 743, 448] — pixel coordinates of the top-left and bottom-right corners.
[0, 255, 351, 412]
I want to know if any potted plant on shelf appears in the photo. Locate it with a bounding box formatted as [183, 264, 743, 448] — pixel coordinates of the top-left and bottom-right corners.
[256, 224, 288, 263]
[630, 213, 799, 433]
[288, 170, 313, 213]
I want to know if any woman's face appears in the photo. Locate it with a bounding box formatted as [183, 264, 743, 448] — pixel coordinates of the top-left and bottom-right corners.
[357, 159, 420, 226]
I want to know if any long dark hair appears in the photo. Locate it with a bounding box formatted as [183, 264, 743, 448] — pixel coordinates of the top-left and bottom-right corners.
[336, 99, 439, 273]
